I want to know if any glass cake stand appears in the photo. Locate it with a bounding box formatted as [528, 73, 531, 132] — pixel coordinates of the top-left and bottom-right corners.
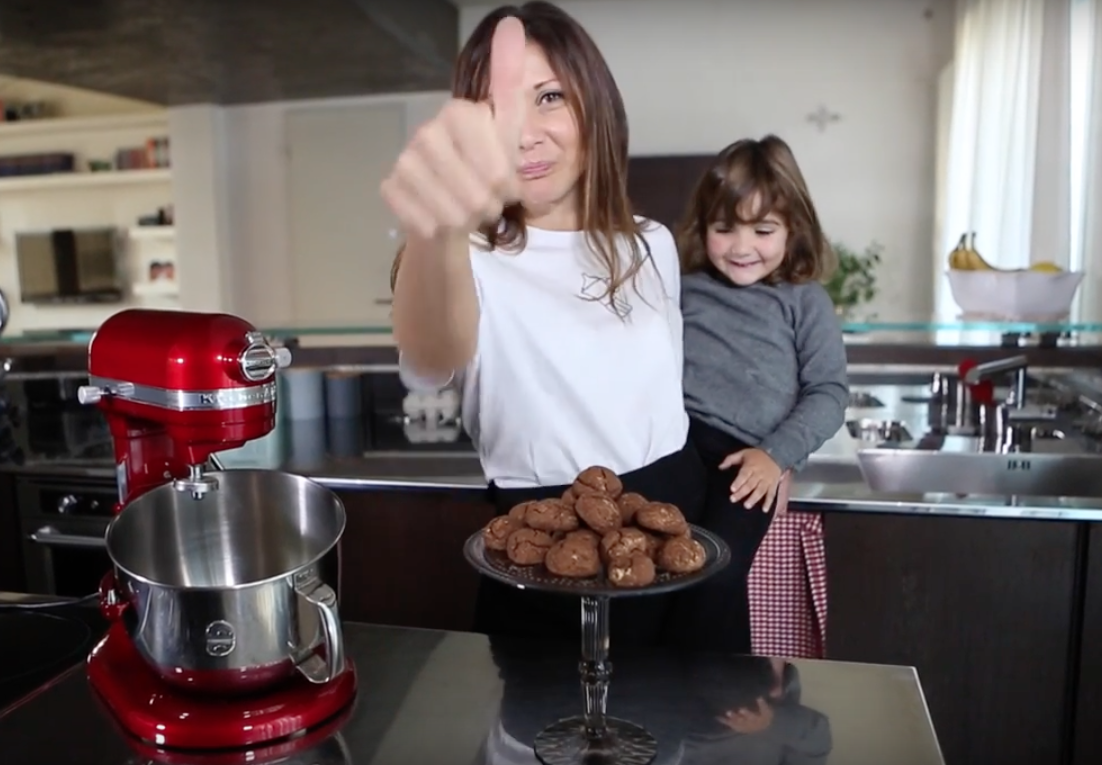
[464, 525, 731, 765]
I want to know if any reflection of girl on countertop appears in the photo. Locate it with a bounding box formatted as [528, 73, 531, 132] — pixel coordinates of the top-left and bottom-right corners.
[481, 635, 832, 765]
[678, 655, 833, 765]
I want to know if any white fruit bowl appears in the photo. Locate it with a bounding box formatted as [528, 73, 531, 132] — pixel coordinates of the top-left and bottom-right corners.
[946, 269, 1084, 321]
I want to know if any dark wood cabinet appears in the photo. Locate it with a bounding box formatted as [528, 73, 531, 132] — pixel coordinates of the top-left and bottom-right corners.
[0, 472, 25, 593]
[822, 512, 1082, 765]
[627, 154, 714, 230]
[1073, 523, 1102, 765]
[333, 487, 494, 632]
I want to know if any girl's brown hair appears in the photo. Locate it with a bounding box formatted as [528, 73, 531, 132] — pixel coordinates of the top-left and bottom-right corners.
[390, 1, 650, 314]
[675, 135, 835, 284]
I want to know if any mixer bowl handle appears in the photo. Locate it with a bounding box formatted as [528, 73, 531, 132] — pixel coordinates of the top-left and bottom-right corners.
[293, 575, 346, 684]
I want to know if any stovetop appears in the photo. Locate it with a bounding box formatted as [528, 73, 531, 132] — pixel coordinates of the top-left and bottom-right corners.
[0, 596, 108, 717]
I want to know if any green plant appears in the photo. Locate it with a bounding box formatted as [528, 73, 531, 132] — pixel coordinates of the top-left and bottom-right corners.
[823, 240, 882, 314]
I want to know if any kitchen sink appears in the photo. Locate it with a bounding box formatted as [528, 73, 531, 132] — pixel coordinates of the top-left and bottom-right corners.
[848, 391, 886, 408]
[856, 435, 1102, 497]
[847, 419, 911, 443]
[797, 461, 866, 485]
[848, 372, 934, 387]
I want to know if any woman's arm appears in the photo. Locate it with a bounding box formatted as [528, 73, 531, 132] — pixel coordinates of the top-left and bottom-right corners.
[391, 232, 481, 381]
[757, 285, 849, 473]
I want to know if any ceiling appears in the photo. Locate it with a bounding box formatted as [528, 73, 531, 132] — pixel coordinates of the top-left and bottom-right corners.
[0, 0, 459, 105]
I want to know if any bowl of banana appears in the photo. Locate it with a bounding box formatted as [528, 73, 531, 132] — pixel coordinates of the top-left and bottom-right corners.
[946, 233, 1084, 321]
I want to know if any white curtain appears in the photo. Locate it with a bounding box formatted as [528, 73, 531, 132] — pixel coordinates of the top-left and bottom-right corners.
[934, 0, 1102, 322]
[1075, 0, 1102, 319]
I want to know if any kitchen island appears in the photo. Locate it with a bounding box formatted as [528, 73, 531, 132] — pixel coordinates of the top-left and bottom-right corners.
[3, 363, 1102, 765]
[0, 593, 942, 765]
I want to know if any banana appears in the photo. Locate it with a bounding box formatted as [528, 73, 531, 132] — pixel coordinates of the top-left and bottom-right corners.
[950, 232, 1063, 273]
[1030, 261, 1063, 273]
[948, 234, 969, 270]
[966, 232, 994, 270]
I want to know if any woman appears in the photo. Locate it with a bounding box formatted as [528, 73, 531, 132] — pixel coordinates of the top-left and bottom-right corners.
[381, 1, 705, 647]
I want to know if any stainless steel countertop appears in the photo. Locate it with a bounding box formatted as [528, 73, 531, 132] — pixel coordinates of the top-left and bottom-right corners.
[0, 621, 943, 765]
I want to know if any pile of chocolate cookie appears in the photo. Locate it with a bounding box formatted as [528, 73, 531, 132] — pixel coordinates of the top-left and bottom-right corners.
[480, 465, 708, 589]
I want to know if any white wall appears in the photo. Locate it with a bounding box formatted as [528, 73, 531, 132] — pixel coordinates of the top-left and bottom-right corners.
[193, 92, 447, 330]
[459, 0, 955, 321]
[168, 105, 234, 313]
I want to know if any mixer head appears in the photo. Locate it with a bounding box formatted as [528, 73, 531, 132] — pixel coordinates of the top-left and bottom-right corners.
[77, 309, 291, 498]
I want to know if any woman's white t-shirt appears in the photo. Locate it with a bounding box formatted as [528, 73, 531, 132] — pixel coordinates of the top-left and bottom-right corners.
[399, 219, 688, 489]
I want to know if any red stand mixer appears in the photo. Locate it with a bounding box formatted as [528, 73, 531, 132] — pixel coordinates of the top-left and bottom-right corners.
[77, 309, 357, 752]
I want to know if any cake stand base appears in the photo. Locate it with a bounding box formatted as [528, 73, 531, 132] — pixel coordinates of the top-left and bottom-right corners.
[534, 717, 657, 765]
[464, 524, 731, 765]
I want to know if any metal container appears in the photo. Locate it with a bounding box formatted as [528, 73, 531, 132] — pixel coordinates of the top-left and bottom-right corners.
[104, 469, 347, 695]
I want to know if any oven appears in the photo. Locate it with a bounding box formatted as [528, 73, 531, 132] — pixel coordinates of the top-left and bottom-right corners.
[18, 475, 116, 597]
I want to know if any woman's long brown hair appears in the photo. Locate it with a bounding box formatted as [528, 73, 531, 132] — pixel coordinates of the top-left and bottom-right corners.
[390, 1, 649, 315]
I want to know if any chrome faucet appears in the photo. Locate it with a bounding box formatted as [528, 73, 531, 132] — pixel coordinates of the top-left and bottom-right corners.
[963, 355, 1029, 409]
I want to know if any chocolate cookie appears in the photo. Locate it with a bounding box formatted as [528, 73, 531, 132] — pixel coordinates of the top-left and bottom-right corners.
[482, 516, 523, 551]
[525, 499, 580, 532]
[658, 535, 707, 574]
[508, 501, 538, 523]
[561, 486, 578, 510]
[608, 553, 657, 588]
[600, 527, 650, 562]
[565, 528, 601, 548]
[575, 493, 623, 534]
[545, 537, 602, 579]
[636, 502, 689, 537]
[642, 531, 664, 560]
[506, 528, 555, 566]
[616, 492, 649, 524]
[572, 466, 624, 499]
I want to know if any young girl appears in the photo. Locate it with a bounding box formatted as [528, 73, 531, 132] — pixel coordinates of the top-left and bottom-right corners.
[669, 135, 849, 655]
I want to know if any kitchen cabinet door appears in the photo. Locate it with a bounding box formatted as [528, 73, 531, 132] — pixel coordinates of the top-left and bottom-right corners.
[823, 512, 1079, 765]
[334, 487, 494, 632]
[285, 103, 406, 328]
[1074, 523, 1102, 765]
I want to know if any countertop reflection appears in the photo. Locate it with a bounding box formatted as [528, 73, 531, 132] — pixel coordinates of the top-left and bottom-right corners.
[0, 622, 943, 765]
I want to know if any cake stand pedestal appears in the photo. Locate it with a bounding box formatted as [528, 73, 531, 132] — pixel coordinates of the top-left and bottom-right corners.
[464, 525, 731, 765]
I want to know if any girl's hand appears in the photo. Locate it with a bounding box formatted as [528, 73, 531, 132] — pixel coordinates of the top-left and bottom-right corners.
[721, 448, 783, 512]
[718, 700, 775, 733]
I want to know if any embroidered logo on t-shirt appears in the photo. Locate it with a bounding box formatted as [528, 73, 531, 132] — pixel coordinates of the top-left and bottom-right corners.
[580, 273, 632, 317]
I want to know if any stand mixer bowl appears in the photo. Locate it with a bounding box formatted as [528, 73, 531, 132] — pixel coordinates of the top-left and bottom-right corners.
[103, 469, 348, 695]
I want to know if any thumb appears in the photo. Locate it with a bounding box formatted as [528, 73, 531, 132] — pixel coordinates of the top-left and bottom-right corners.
[719, 451, 744, 470]
[488, 17, 526, 151]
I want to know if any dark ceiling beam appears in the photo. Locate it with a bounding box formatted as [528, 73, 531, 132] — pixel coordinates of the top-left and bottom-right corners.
[0, 0, 460, 106]
[349, 0, 457, 78]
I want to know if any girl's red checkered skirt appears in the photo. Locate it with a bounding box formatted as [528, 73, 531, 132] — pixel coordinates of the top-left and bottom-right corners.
[748, 498, 828, 659]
